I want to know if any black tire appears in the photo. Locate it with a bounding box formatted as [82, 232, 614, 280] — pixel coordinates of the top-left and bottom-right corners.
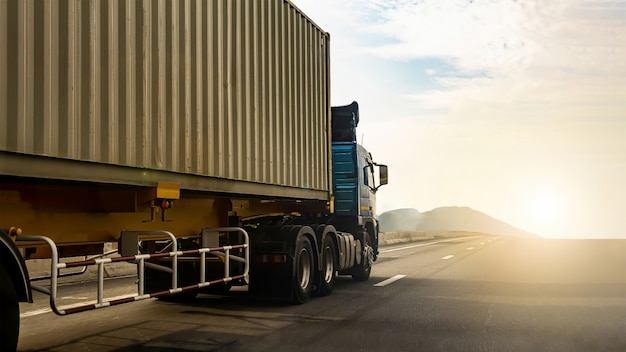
[316, 235, 337, 296]
[0, 265, 20, 352]
[352, 232, 373, 282]
[292, 236, 315, 304]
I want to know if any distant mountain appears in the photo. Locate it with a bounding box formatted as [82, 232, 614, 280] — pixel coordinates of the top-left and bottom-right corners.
[379, 206, 537, 237]
[378, 208, 423, 232]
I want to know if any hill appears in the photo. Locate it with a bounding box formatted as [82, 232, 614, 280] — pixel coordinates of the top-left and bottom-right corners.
[378, 208, 423, 232]
[379, 206, 537, 237]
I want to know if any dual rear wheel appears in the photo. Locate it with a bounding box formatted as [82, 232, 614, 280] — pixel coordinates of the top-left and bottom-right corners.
[293, 230, 373, 303]
[292, 236, 315, 304]
[317, 235, 337, 296]
[259, 226, 372, 304]
[292, 232, 339, 304]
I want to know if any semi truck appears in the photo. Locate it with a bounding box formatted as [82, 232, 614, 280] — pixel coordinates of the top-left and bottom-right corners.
[0, 0, 388, 350]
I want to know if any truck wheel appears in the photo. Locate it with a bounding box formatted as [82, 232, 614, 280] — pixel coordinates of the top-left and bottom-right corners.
[352, 232, 373, 282]
[292, 236, 315, 304]
[316, 235, 337, 296]
[0, 265, 20, 352]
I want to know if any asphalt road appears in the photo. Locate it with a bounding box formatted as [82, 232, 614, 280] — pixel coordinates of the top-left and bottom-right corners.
[17, 236, 626, 351]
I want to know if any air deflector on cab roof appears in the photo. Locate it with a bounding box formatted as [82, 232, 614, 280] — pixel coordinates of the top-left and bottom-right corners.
[331, 101, 360, 142]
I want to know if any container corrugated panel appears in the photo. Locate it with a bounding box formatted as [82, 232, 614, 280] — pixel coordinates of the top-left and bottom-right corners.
[0, 0, 331, 199]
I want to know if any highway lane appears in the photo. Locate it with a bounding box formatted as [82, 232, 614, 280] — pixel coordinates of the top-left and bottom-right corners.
[18, 235, 626, 351]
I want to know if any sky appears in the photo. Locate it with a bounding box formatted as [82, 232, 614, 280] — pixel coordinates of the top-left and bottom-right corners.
[290, 0, 626, 239]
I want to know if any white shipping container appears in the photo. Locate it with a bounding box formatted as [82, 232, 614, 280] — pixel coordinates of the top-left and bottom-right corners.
[0, 0, 331, 200]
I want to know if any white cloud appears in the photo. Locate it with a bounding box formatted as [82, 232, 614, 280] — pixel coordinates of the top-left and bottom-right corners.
[294, 0, 626, 96]
[292, 0, 626, 238]
[369, 0, 535, 75]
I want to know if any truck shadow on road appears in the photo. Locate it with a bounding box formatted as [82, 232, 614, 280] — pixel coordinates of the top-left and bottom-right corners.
[20, 276, 626, 352]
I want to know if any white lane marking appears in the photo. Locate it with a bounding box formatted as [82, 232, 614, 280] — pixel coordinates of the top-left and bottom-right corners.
[441, 255, 455, 260]
[374, 275, 407, 287]
[60, 296, 89, 300]
[20, 308, 52, 318]
[379, 236, 480, 253]
[467, 247, 475, 250]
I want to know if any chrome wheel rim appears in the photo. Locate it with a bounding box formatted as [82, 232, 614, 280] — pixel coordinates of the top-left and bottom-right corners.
[323, 246, 334, 283]
[297, 247, 312, 289]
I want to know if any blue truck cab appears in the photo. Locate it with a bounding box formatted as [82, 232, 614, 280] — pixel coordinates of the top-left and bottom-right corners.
[222, 101, 388, 303]
[331, 101, 388, 257]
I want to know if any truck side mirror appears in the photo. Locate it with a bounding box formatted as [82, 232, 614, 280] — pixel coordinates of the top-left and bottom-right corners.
[379, 165, 388, 185]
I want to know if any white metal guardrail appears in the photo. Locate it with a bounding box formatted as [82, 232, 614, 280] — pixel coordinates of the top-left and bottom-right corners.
[16, 228, 249, 316]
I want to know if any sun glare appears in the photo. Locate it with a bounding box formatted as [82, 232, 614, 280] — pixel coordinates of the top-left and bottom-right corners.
[527, 190, 565, 236]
